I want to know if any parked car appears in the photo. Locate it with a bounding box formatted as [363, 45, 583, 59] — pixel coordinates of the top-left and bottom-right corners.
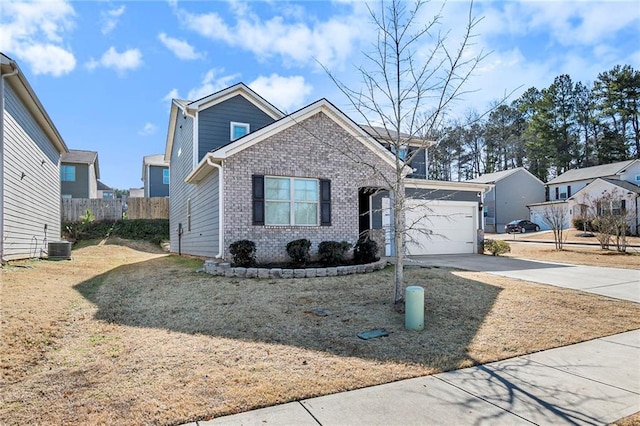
[506, 219, 540, 233]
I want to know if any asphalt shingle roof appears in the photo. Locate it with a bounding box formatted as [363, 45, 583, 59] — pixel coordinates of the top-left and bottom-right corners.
[546, 160, 637, 185]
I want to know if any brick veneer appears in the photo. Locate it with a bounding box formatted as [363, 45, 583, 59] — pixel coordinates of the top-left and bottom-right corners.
[223, 112, 396, 263]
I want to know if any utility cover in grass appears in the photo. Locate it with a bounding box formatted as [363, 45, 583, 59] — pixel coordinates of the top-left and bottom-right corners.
[357, 329, 389, 340]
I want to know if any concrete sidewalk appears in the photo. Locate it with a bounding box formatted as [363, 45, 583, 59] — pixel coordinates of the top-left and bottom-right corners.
[188, 330, 640, 426]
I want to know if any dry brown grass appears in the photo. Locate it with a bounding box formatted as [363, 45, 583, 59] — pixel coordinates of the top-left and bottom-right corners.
[2, 239, 639, 425]
[507, 229, 640, 270]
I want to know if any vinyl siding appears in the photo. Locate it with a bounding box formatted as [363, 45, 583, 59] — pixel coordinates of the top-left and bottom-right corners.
[61, 163, 90, 198]
[169, 113, 219, 257]
[3, 82, 62, 260]
[494, 171, 544, 232]
[197, 95, 276, 161]
[148, 165, 169, 197]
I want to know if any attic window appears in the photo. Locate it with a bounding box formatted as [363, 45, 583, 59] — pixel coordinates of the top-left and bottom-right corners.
[230, 122, 250, 141]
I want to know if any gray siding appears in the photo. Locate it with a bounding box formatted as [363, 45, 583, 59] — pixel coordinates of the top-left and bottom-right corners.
[61, 163, 89, 198]
[148, 165, 169, 197]
[198, 95, 276, 161]
[169, 113, 219, 257]
[494, 171, 545, 232]
[3, 82, 62, 260]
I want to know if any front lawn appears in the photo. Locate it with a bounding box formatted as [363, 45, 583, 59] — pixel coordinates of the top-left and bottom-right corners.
[2, 239, 639, 425]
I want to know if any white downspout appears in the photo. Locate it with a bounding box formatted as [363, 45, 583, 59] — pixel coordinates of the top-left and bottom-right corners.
[206, 155, 224, 259]
[0, 63, 19, 263]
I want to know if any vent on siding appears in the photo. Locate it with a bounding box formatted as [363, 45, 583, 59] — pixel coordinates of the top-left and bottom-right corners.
[48, 241, 72, 260]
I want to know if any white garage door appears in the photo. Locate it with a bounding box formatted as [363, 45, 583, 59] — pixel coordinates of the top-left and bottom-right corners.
[404, 200, 477, 255]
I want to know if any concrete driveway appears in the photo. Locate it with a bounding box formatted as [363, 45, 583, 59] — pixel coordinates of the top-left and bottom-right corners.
[408, 254, 640, 303]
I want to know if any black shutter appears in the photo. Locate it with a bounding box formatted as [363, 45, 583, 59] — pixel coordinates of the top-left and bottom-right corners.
[567, 185, 572, 198]
[320, 179, 331, 226]
[555, 187, 559, 200]
[621, 200, 626, 212]
[252, 175, 264, 225]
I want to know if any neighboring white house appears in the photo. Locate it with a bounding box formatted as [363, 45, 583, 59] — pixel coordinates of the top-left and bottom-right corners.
[528, 159, 640, 235]
[467, 167, 545, 233]
[1, 53, 69, 261]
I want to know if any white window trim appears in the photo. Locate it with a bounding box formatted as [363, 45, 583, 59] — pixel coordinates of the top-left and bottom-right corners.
[61, 165, 76, 182]
[264, 176, 319, 226]
[230, 122, 250, 141]
[163, 168, 170, 185]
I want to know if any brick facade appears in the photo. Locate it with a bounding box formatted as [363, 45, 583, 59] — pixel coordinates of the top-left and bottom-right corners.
[223, 112, 396, 262]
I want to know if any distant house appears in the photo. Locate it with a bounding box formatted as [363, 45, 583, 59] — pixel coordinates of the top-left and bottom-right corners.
[142, 154, 169, 197]
[128, 188, 144, 198]
[1, 53, 69, 261]
[60, 149, 100, 199]
[467, 167, 545, 233]
[97, 180, 114, 199]
[528, 159, 640, 234]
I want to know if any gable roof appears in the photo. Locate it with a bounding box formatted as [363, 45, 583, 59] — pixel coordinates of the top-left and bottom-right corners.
[547, 159, 639, 185]
[61, 149, 100, 179]
[1, 53, 68, 155]
[467, 167, 544, 185]
[164, 83, 285, 161]
[569, 177, 640, 201]
[97, 180, 112, 191]
[142, 154, 169, 180]
[360, 124, 432, 146]
[185, 98, 398, 183]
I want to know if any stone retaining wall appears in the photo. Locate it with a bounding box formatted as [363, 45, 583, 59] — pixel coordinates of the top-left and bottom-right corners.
[203, 259, 388, 279]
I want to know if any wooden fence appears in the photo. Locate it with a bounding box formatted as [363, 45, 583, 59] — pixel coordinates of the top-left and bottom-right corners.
[126, 197, 169, 219]
[61, 199, 123, 222]
[61, 198, 169, 221]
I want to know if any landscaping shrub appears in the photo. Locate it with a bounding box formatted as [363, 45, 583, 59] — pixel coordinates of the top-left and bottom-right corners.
[353, 238, 378, 264]
[228, 240, 256, 267]
[286, 239, 311, 266]
[484, 239, 510, 256]
[573, 217, 596, 232]
[318, 241, 352, 265]
[62, 219, 169, 245]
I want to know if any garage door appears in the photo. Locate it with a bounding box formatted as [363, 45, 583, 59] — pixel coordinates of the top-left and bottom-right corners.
[404, 200, 476, 255]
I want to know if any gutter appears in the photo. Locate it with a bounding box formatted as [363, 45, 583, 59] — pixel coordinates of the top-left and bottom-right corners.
[205, 155, 224, 259]
[0, 62, 19, 263]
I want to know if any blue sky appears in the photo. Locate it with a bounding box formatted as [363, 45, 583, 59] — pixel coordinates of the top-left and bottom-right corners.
[1, 0, 639, 190]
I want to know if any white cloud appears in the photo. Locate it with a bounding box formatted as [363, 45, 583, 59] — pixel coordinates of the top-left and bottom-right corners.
[158, 33, 203, 60]
[101, 5, 126, 35]
[175, 4, 368, 69]
[0, 0, 76, 76]
[249, 74, 312, 112]
[187, 68, 240, 101]
[138, 122, 156, 136]
[163, 88, 180, 103]
[86, 46, 143, 74]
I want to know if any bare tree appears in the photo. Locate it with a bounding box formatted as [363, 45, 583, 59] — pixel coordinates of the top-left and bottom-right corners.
[586, 189, 635, 252]
[541, 203, 569, 250]
[323, 0, 485, 307]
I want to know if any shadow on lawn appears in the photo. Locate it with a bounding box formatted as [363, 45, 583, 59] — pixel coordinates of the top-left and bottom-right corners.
[75, 256, 502, 370]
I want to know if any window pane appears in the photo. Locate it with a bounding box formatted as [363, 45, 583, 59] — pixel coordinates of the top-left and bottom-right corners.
[294, 179, 318, 201]
[266, 178, 290, 200]
[295, 202, 318, 225]
[163, 169, 170, 184]
[265, 202, 290, 225]
[61, 165, 75, 182]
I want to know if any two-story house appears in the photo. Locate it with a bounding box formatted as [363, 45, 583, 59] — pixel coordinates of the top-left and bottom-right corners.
[60, 149, 100, 199]
[528, 159, 640, 234]
[142, 154, 169, 197]
[1, 53, 69, 261]
[164, 83, 491, 262]
[467, 168, 545, 233]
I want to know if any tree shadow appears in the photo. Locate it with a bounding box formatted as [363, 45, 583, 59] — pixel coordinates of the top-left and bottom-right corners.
[74, 256, 502, 370]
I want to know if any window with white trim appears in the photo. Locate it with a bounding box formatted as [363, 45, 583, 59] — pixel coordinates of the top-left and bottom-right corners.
[264, 177, 318, 225]
[635, 174, 640, 182]
[61, 165, 76, 182]
[230, 122, 250, 141]
[163, 168, 170, 184]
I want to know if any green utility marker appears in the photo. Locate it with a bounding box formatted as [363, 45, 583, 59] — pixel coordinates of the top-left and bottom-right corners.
[357, 329, 389, 340]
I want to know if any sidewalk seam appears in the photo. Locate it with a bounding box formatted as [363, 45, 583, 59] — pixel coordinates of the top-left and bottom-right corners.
[298, 401, 322, 425]
[432, 375, 538, 425]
